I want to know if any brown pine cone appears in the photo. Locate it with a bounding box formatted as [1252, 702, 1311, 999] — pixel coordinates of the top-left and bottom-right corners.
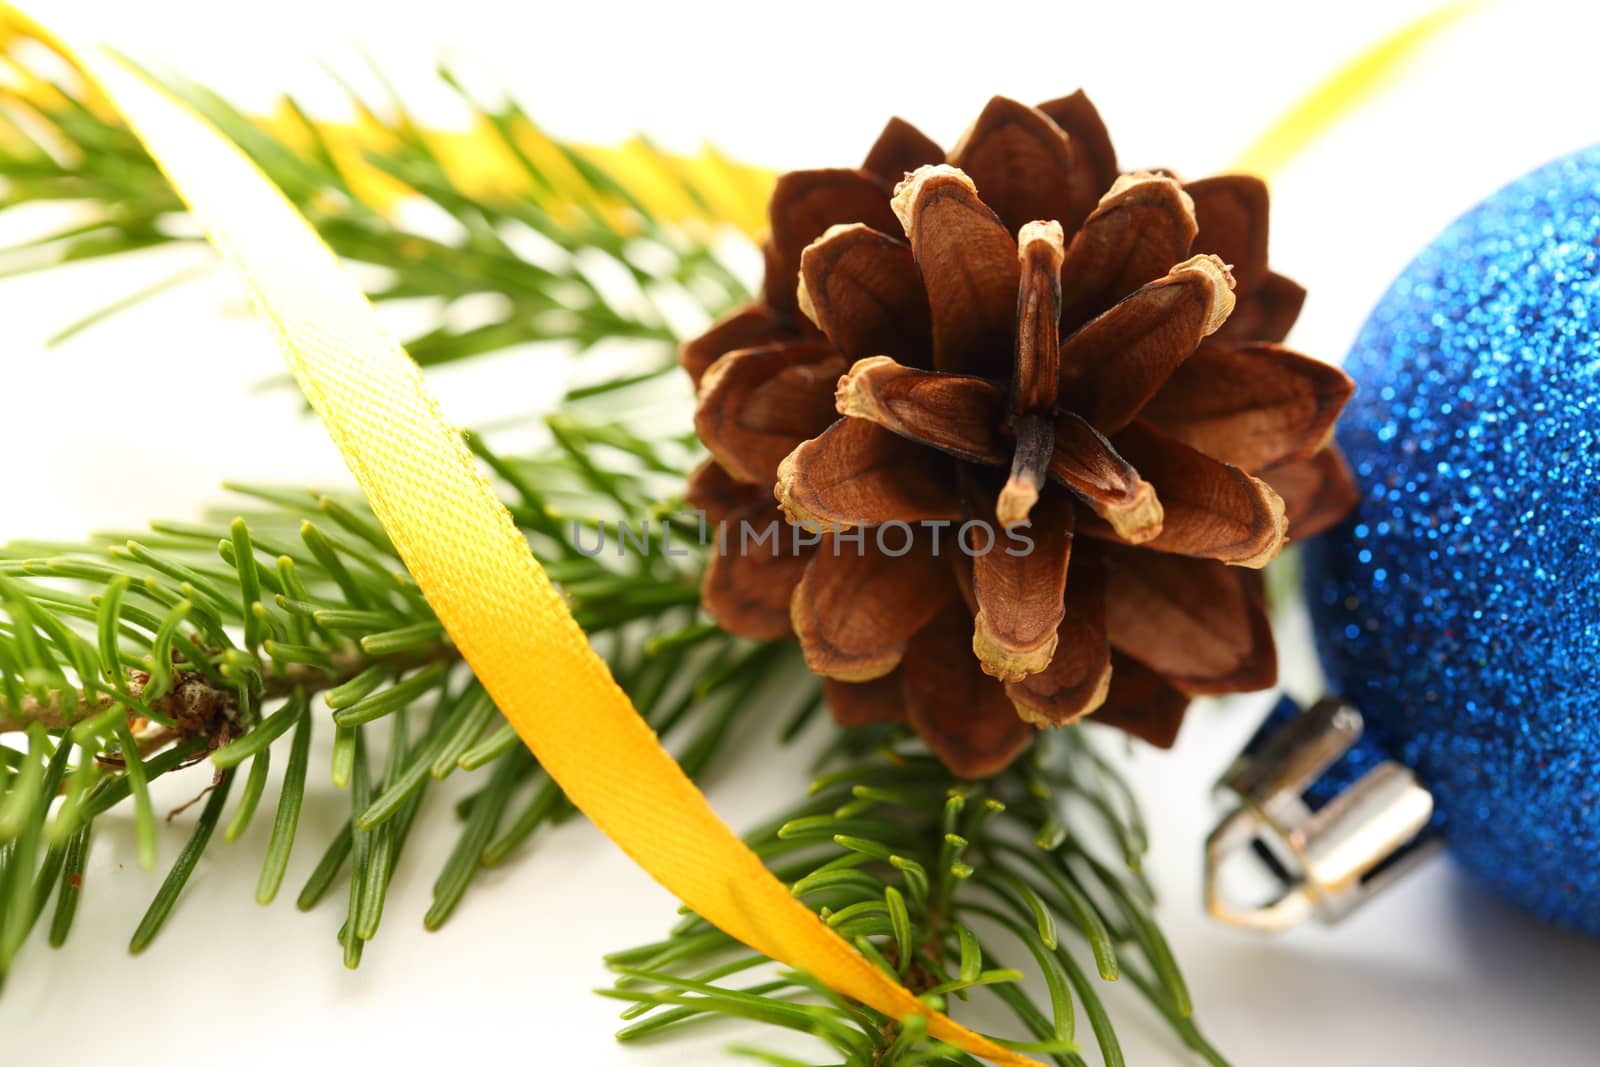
[684, 93, 1358, 777]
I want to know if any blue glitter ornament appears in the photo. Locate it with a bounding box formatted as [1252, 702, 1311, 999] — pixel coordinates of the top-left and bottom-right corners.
[1292, 146, 1600, 936]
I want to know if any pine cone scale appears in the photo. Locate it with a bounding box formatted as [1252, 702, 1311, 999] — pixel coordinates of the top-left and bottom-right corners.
[1184, 174, 1271, 292]
[1099, 422, 1287, 568]
[1012, 220, 1066, 415]
[688, 460, 815, 639]
[1216, 270, 1306, 343]
[861, 117, 945, 185]
[971, 489, 1073, 682]
[701, 533, 813, 641]
[1058, 173, 1198, 328]
[1262, 447, 1360, 540]
[948, 95, 1099, 237]
[766, 169, 899, 318]
[791, 536, 954, 683]
[1057, 253, 1236, 434]
[1100, 547, 1276, 696]
[1034, 90, 1119, 192]
[687, 457, 770, 523]
[1139, 340, 1356, 472]
[797, 223, 932, 365]
[694, 340, 846, 484]
[1006, 553, 1111, 726]
[1092, 651, 1189, 747]
[681, 303, 791, 386]
[834, 358, 1009, 465]
[824, 672, 908, 727]
[776, 418, 963, 530]
[903, 601, 1034, 777]
[890, 166, 1019, 377]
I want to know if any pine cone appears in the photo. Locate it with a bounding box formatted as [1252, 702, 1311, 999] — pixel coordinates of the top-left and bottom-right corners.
[684, 93, 1358, 777]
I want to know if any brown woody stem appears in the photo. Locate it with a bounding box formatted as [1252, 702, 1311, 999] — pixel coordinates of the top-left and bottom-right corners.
[0, 644, 458, 736]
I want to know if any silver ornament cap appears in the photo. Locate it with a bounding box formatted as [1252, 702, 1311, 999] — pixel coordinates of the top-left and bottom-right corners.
[1206, 698, 1439, 931]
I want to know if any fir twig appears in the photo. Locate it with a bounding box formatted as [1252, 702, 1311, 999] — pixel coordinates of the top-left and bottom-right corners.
[0, 429, 789, 986]
[0, 32, 755, 372]
[606, 732, 1232, 1067]
[0, 24, 1232, 1067]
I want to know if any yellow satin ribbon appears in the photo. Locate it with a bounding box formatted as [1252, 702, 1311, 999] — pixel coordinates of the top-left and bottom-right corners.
[1, 4, 1475, 1063]
[1234, 3, 1480, 175]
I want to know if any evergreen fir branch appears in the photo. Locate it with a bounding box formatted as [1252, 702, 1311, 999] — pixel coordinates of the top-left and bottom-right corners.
[0, 426, 802, 990]
[605, 728, 1231, 1067]
[0, 26, 1233, 1067]
[0, 31, 756, 368]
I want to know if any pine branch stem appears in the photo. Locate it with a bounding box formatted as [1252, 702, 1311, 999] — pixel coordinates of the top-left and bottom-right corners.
[0, 644, 459, 735]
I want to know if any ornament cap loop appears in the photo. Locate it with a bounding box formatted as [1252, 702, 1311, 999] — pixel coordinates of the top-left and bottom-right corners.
[1205, 697, 1439, 932]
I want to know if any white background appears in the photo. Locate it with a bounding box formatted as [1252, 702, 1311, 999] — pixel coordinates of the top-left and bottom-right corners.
[3, 1, 1600, 1064]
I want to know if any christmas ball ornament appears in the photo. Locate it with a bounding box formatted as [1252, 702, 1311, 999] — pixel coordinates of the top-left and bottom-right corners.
[683, 93, 1360, 778]
[1212, 145, 1600, 936]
